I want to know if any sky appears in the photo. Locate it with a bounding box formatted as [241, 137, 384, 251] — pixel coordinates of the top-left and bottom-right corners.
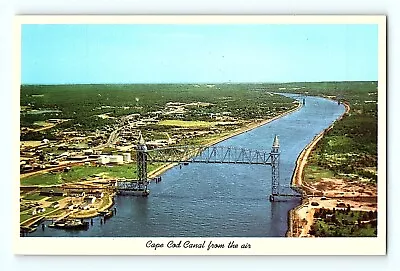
[21, 24, 378, 84]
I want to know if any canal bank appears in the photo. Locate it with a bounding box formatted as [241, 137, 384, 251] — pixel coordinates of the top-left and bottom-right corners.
[287, 100, 350, 237]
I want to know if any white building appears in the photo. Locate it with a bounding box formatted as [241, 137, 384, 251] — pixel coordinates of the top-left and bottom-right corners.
[97, 155, 124, 164]
[97, 156, 110, 165]
[83, 149, 94, 155]
[109, 155, 124, 164]
[122, 153, 131, 163]
[41, 139, 50, 144]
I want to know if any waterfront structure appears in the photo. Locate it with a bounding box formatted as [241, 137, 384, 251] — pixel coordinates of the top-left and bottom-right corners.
[116, 132, 149, 196]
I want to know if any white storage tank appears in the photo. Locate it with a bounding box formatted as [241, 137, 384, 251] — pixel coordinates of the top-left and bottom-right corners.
[109, 155, 124, 164]
[97, 156, 110, 165]
[122, 153, 131, 163]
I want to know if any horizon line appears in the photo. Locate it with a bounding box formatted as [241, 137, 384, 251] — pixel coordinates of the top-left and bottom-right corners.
[20, 80, 378, 86]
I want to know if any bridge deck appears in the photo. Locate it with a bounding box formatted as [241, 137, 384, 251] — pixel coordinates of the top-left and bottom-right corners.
[149, 159, 271, 165]
[147, 145, 273, 165]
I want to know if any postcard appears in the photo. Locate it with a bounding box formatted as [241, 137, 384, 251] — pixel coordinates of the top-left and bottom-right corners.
[14, 15, 386, 255]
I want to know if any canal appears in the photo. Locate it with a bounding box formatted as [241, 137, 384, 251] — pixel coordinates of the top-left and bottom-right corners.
[29, 94, 345, 237]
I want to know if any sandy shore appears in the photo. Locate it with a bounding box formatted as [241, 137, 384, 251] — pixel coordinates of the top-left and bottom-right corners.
[148, 163, 179, 179]
[287, 100, 350, 237]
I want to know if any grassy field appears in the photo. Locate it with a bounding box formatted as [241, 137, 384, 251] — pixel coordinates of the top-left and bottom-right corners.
[303, 165, 335, 183]
[20, 211, 34, 223]
[21, 163, 164, 186]
[20, 207, 56, 224]
[158, 120, 216, 127]
[23, 193, 47, 201]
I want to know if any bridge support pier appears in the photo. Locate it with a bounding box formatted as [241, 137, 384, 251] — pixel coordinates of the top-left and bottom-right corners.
[269, 135, 280, 202]
[136, 132, 149, 192]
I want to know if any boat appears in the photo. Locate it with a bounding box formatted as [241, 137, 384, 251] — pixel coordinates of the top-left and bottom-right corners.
[99, 210, 113, 220]
[104, 210, 113, 219]
[48, 221, 64, 228]
[48, 219, 89, 230]
[142, 190, 150, 197]
[64, 220, 89, 230]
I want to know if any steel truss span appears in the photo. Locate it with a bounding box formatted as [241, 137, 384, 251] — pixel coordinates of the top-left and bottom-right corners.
[147, 145, 273, 165]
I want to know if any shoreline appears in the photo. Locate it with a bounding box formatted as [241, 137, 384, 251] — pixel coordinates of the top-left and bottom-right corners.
[287, 99, 350, 237]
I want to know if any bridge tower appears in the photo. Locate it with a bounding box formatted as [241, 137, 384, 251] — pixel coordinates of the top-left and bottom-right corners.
[269, 135, 280, 202]
[136, 131, 148, 189]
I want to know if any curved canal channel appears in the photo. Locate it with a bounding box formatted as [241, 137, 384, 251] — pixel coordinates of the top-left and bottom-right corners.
[29, 94, 345, 237]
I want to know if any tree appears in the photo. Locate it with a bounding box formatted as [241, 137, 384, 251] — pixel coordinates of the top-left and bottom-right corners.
[368, 210, 374, 220]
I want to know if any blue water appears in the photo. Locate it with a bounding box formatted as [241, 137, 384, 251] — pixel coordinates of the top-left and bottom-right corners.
[29, 94, 345, 237]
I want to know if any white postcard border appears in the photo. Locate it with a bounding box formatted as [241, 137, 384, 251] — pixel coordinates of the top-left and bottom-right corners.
[13, 15, 387, 255]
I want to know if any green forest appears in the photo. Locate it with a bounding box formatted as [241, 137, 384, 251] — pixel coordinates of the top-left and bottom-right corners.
[309, 207, 377, 237]
[20, 84, 295, 138]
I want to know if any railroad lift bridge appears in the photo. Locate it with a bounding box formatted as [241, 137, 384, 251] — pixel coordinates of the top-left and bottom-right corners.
[118, 132, 300, 202]
[289, 93, 307, 106]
